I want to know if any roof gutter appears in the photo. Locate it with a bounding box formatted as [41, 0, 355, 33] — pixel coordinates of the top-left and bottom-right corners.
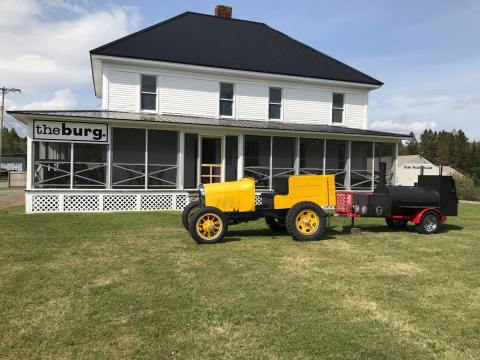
[90, 54, 383, 93]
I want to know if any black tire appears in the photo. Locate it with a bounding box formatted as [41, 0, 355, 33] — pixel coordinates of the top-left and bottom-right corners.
[415, 211, 441, 235]
[182, 200, 200, 230]
[188, 206, 228, 244]
[286, 201, 326, 241]
[265, 216, 287, 232]
[386, 218, 408, 229]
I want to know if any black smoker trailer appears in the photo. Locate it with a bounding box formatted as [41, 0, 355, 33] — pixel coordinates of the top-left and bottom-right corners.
[336, 164, 458, 234]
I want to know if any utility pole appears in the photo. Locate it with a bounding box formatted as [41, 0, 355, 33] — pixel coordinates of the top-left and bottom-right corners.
[0, 87, 21, 172]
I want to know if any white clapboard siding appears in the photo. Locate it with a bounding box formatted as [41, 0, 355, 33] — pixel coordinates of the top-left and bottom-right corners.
[161, 75, 218, 117]
[283, 88, 331, 124]
[236, 83, 268, 120]
[108, 70, 139, 112]
[345, 93, 367, 129]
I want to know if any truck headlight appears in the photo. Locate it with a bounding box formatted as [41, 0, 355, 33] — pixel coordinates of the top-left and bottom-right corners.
[198, 184, 205, 206]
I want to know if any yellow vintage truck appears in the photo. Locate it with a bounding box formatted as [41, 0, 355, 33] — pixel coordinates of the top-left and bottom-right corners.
[183, 175, 336, 244]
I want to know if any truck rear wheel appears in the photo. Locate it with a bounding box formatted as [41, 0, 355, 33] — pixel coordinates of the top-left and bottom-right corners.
[182, 200, 200, 230]
[386, 218, 408, 229]
[286, 202, 326, 241]
[189, 207, 228, 244]
[415, 211, 441, 235]
[265, 216, 287, 232]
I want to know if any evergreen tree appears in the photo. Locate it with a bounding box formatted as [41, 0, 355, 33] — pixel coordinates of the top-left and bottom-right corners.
[419, 129, 437, 162]
[436, 130, 454, 166]
[405, 132, 418, 155]
[453, 130, 469, 171]
[1, 128, 27, 154]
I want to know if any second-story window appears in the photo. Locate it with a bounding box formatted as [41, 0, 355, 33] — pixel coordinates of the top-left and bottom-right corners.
[219, 83, 234, 116]
[269, 87, 282, 120]
[141, 75, 157, 111]
[332, 93, 344, 124]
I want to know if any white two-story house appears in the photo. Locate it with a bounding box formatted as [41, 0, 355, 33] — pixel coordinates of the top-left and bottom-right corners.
[10, 6, 406, 213]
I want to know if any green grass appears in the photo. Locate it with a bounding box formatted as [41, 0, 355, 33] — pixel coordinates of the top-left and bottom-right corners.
[0, 205, 479, 359]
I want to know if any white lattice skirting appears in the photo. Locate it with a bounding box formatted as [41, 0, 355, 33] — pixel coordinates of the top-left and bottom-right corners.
[26, 191, 191, 213]
[26, 191, 265, 213]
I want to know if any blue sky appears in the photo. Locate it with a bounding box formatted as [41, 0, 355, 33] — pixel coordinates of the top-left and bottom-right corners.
[2, 0, 480, 139]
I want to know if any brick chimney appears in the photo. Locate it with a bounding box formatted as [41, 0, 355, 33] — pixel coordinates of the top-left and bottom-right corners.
[215, 5, 232, 19]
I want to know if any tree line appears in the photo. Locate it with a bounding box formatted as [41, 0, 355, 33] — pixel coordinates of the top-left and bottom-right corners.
[399, 129, 480, 183]
[1, 128, 27, 154]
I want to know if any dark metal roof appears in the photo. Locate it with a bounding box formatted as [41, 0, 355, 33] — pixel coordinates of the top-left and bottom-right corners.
[9, 110, 407, 139]
[90, 12, 382, 86]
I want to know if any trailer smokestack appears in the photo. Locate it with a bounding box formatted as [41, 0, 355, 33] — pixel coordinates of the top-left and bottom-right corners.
[379, 162, 387, 187]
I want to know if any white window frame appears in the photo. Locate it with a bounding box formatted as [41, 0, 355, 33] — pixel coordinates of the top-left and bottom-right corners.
[332, 92, 345, 125]
[140, 74, 158, 113]
[268, 87, 283, 121]
[219, 82, 235, 118]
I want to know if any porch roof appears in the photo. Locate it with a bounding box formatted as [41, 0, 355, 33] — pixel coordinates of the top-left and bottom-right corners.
[9, 110, 409, 139]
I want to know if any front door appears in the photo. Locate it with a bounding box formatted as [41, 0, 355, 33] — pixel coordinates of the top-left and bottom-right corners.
[200, 137, 223, 184]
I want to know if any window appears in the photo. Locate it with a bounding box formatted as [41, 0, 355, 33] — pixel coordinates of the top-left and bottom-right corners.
[33, 142, 71, 188]
[269, 87, 282, 120]
[325, 140, 348, 189]
[332, 93, 344, 124]
[351, 141, 373, 190]
[148, 130, 178, 188]
[112, 128, 146, 188]
[219, 83, 234, 116]
[33, 141, 107, 189]
[225, 136, 238, 181]
[141, 75, 157, 111]
[300, 138, 324, 174]
[73, 143, 107, 188]
[244, 135, 271, 189]
[272, 137, 295, 178]
[184, 134, 198, 189]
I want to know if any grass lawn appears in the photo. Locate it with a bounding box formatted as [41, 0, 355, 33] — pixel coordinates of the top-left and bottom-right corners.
[1, 204, 479, 359]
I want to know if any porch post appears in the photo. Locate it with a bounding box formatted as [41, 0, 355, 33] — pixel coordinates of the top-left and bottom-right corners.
[144, 129, 149, 190]
[294, 137, 300, 175]
[393, 142, 398, 185]
[269, 136, 273, 190]
[323, 139, 326, 175]
[371, 141, 376, 191]
[107, 125, 112, 189]
[26, 121, 33, 190]
[346, 140, 351, 190]
[177, 131, 185, 189]
[237, 134, 244, 180]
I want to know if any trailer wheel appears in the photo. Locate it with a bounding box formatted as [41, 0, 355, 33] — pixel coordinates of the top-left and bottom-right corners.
[182, 200, 200, 230]
[415, 211, 441, 235]
[386, 218, 408, 229]
[286, 202, 326, 241]
[189, 207, 228, 244]
[265, 216, 287, 232]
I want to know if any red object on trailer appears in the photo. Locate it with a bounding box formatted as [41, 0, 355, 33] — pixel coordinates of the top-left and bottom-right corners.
[335, 192, 355, 214]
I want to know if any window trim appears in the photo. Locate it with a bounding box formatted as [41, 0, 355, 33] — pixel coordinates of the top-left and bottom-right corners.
[331, 92, 345, 125]
[268, 87, 283, 121]
[219, 82, 235, 118]
[140, 74, 158, 113]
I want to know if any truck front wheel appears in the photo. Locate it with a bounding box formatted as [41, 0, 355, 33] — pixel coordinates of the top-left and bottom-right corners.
[189, 207, 228, 244]
[286, 202, 326, 241]
[182, 200, 200, 230]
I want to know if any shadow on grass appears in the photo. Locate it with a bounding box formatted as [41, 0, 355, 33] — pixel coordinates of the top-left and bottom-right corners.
[354, 223, 463, 234]
[222, 227, 338, 242]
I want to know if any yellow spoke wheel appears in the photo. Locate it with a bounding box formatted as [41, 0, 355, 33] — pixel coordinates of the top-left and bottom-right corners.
[295, 209, 319, 235]
[196, 213, 223, 241]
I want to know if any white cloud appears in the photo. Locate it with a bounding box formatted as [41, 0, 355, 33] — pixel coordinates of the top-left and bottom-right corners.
[0, 0, 140, 90]
[370, 119, 436, 136]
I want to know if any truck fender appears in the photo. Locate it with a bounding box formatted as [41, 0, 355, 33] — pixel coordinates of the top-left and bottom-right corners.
[412, 208, 446, 225]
